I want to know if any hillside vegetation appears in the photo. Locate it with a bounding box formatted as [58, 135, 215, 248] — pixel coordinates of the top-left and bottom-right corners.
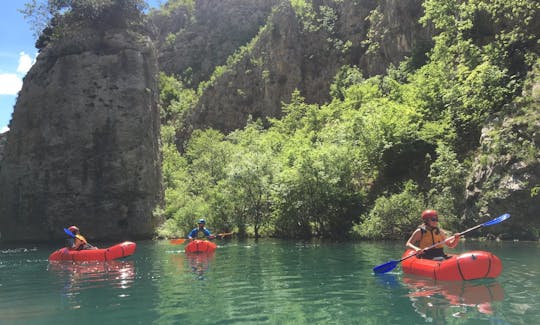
[156, 0, 540, 240]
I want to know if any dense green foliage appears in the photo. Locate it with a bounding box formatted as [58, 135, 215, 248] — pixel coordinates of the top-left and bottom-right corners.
[157, 0, 539, 239]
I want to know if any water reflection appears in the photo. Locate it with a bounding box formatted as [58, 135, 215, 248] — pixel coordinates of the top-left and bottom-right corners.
[48, 260, 135, 302]
[374, 273, 402, 289]
[185, 252, 215, 280]
[403, 275, 504, 322]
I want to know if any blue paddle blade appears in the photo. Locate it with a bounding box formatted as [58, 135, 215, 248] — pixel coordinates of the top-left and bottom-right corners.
[373, 260, 399, 274]
[483, 213, 510, 227]
[63, 228, 75, 238]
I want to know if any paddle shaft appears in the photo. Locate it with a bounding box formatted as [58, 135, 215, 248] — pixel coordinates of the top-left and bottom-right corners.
[170, 232, 233, 244]
[64, 228, 95, 248]
[400, 223, 486, 263]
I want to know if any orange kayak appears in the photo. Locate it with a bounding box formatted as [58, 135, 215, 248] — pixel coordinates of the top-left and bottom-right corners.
[48, 241, 136, 261]
[185, 240, 217, 253]
[401, 249, 502, 281]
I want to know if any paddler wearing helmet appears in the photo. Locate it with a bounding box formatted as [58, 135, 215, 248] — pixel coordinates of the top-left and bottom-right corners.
[187, 219, 215, 241]
[66, 225, 96, 250]
[405, 210, 460, 260]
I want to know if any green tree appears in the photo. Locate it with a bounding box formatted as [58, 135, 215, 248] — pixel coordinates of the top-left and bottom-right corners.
[22, 0, 148, 49]
[353, 182, 424, 240]
[158, 73, 198, 131]
[426, 143, 467, 230]
[185, 129, 232, 191]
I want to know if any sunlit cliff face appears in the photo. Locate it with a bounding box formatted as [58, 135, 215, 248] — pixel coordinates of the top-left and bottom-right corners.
[0, 25, 162, 243]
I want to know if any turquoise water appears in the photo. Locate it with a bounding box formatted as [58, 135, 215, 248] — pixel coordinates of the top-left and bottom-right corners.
[1, 239, 538, 324]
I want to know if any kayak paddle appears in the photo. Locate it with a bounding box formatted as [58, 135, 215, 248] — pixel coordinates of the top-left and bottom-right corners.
[64, 228, 76, 238]
[63, 227, 97, 249]
[215, 232, 234, 238]
[170, 232, 234, 244]
[372, 213, 511, 274]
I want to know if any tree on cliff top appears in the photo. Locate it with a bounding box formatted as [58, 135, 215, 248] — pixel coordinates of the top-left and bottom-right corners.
[21, 0, 148, 50]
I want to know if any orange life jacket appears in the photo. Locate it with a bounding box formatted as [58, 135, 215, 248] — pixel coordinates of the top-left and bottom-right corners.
[418, 225, 444, 249]
[74, 234, 88, 250]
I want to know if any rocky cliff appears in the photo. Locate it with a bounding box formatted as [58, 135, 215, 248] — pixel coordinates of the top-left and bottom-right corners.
[0, 23, 161, 242]
[0, 0, 433, 242]
[151, 0, 280, 86]
[2, 0, 534, 241]
[465, 61, 540, 240]
[0, 132, 6, 162]
[179, 0, 432, 139]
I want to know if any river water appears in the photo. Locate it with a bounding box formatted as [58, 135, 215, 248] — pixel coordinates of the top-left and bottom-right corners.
[0, 239, 538, 324]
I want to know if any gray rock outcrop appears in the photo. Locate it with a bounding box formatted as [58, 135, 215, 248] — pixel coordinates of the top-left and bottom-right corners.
[0, 131, 6, 162]
[0, 27, 162, 243]
[152, 0, 280, 86]
[180, 0, 432, 139]
[465, 61, 540, 240]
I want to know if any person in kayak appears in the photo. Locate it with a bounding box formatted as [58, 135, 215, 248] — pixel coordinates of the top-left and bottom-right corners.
[188, 219, 215, 241]
[66, 225, 96, 250]
[405, 210, 460, 260]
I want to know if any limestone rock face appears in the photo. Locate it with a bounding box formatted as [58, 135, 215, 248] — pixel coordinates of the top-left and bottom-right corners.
[180, 0, 431, 138]
[0, 30, 161, 243]
[359, 0, 434, 75]
[152, 0, 280, 86]
[0, 132, 6, 162]
[465, 62, 540, 240]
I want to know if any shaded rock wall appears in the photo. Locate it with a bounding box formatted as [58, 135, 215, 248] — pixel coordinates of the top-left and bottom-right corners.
[152, 0, 280, 86]
[359, 0, 434, 74]
[0, 29, 161, 243]
[0, 132, 6, 162]
[181, 0, 432, 138]
[465, 61, 540, 240]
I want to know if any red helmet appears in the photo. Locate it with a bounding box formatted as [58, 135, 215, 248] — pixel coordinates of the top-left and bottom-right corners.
[421, 210, 438, 220]
[68, 226, 79, 234]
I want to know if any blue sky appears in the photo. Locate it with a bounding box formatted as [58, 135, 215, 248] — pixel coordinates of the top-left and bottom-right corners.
[0, 0, 162, 134]
[0, 1, 37, 133]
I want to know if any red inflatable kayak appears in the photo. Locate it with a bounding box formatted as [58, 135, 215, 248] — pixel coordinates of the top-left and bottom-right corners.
[48, 241, 136, 261]
[401, 249, 502, 281]
[185, 240, 217, 253]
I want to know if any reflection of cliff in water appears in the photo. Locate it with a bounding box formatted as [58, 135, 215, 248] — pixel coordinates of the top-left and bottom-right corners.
[403, 275, 504, 322]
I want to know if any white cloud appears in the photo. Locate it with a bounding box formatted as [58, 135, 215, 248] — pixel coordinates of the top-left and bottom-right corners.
[1, 126, 9, 134]
[0, 73, 23, 95]
[17, 52, 35, 74]
[0, 52, 35, 95]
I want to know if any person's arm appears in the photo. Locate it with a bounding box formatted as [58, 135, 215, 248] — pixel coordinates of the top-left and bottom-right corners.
[74, 237, 84, 250]
[66, 238, 75, 249]
[204, 229, 214, 239]
[444, 231, 460, 248]
[204, 228, 216, 239]
[405, 229, 422, 252]
[188, 229, 196, 240]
